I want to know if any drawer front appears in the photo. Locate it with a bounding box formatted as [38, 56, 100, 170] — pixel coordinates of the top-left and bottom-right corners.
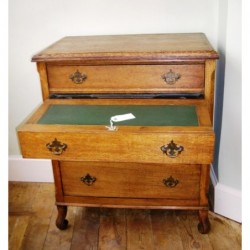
[60, 161, 201, 199]
[47, 64, 204, 93]
[18, 131, 214, 164]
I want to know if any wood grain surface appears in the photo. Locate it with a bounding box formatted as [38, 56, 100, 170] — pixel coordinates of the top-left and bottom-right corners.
[9, 182, 241, 250]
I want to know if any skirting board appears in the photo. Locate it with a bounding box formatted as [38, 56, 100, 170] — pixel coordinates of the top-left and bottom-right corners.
[210, 166, 242, 223]
[9, 155, 54, 182]
[9, 156, 242, 222]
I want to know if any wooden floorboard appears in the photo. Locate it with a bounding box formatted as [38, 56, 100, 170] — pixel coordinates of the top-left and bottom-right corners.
[98, 208, 126, 250]
[9, 182, 242, 250]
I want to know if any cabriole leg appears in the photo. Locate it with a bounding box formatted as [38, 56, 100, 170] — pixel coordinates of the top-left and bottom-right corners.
[56, 205, 68, 230]
[198, 210, 210, 234]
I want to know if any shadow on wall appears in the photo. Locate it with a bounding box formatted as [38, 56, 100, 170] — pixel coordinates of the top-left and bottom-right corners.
[213, 49, 226, 178]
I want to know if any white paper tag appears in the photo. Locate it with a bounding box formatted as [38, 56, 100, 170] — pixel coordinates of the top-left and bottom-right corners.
[105, 113, 136, 131]
[111, 113, 136, 122]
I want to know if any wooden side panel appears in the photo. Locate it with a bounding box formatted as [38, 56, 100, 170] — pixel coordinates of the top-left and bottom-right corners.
[200, 164, 211, 206]
[37, 62, 49, 100]
[204, 60, 216, 123]
[52, 160, 64, 202]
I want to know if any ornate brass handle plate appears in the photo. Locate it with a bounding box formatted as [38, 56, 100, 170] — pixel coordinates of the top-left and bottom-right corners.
[162, 69, 181, 84]
[69, 70, 87, 84]
[163, 176, 179, 188]
[160, 140, 184, 158]
[46, 138, 67, 155]
[81, 174, 97, 186]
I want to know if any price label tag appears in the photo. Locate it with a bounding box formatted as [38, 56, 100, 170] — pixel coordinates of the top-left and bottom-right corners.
[106, 113, 136, 131]
[111, 113, 136, 122]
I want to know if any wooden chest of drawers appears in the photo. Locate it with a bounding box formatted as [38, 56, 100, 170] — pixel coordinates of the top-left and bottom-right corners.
[18, 33, 218, 233]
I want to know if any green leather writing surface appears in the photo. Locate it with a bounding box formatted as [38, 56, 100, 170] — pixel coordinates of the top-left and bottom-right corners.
[38, 105, 198, 126]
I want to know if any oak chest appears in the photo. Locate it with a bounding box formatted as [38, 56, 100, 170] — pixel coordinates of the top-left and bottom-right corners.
[18, 33, 218, 233]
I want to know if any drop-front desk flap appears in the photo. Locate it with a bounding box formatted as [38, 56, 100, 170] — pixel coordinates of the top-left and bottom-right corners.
[18, 99, 214, 164]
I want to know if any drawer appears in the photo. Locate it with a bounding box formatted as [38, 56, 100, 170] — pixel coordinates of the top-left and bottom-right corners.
[18, 131, 214, 164]
[18, 99, 214, 164]
[60, 161, 201, 200]
[47, 64, 204, 94]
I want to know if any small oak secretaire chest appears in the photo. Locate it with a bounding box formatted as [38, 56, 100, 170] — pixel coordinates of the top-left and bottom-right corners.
[17, 33, 219, 234]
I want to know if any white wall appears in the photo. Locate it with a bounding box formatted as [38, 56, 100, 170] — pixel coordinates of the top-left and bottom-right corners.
[9, 0, 218, 155]
[217, 0, 241, 190]
[219, 0, 242, 190]
[213, 0, 242, 222]
[9, 0, 242, 221]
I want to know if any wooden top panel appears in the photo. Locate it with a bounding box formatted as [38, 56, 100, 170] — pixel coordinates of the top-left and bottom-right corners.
[32, 33, 219, 62]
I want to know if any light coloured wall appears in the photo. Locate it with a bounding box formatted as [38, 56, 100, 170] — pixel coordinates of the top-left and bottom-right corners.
[219, 0, 242, 190]
[217, 0, 241, 190]
[212, 0, 242, 222]
[9, 0, 218, 155]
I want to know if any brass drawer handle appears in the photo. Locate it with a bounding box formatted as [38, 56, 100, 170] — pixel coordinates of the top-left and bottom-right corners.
[163, 176, 179, 188]
[162, 69, 181, 84]
[46, 138, 67, 155]
[160, 140, 184, 158]
[80, 174, 96, 186]
[69, 70, 87, 84]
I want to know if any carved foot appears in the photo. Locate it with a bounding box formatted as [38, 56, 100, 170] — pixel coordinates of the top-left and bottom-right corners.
[198, 210, 210, 234]
[56, 205, 68, 230]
